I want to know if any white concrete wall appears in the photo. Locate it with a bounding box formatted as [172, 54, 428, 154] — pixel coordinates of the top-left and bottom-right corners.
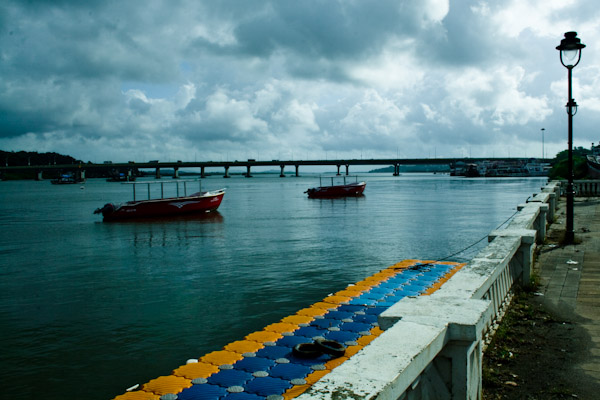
[297, 181, 560, 400]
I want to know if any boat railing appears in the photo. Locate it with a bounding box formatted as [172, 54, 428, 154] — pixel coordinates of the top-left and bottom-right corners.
[318, 175, 362, 187]
[122, 179, 204, 201]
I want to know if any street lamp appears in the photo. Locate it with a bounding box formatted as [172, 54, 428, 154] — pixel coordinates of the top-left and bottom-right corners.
[541, 128, 545, 160]
[556, 31, 585, 244]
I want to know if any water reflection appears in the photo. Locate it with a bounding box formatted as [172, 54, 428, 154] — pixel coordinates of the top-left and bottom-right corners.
[102, 210, 224, 224]
[113, 212, 226, 248]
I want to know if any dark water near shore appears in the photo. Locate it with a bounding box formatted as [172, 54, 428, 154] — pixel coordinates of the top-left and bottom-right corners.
[0, 173, 546, 399]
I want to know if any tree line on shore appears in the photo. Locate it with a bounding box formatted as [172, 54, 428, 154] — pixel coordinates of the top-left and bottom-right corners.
[547, 147, 592, 180]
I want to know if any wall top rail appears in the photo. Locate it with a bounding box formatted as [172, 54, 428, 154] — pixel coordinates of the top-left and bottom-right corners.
[380, 297, 493, 341]
[415, 235, 519, 305]
[298, 320, 448, 399]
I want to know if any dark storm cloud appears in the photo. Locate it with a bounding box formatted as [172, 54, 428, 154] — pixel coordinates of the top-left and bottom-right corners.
[188, 0, 447, 81]
[232, 1, 409, 59]
[1, 1, 179, 81]
[421, 1, 493, 66]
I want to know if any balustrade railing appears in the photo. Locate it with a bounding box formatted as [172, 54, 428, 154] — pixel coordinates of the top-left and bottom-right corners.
[574, 180, 600, 196]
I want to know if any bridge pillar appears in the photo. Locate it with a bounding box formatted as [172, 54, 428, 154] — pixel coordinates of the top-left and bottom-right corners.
[155, 168, 161, 179]
[246, 165, 252, 178]
[173, 167, 179, 179]
[336, 165, 341, 175]
[345, 164, 349, 175]
[280, 165, 285, 177]
[224, 166, 230, 178]
[393, 163, 400, 176]
[295, 165, 299, 177]
[127, 169, 133, 181]
[200, 166, 206, 178]
[79, 170, 85, 181]
[36, 170, 43, 180]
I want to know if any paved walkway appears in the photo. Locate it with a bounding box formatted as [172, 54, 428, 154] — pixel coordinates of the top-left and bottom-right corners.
[536, 196, 600, 385]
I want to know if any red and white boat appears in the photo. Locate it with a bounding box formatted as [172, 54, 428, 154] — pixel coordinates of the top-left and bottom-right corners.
[94, 180, 225, 221]
[305, 177, 366, 198]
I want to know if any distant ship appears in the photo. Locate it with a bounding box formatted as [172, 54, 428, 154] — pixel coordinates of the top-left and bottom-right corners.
[455, 159, 549, 178]
[51, 173, 85, 184]
[106, 172, 135, 182]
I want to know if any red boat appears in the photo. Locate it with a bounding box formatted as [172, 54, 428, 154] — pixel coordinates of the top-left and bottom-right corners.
[305, 177, 366, 198]
[94, 180, 225, 221]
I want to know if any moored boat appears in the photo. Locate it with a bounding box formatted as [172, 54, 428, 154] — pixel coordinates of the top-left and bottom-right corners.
[107, 172, 135, 182]
[51, 173, 85, 184]
[305, 176, 366, 198]
[587, 143, 600, 179]
[94, 179, 225, 221]
[587, 155, 600, 179]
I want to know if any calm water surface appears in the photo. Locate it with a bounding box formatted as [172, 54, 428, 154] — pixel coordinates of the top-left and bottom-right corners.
[0, 173, 546, 399]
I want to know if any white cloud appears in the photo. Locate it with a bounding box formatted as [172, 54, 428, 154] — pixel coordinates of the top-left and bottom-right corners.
[443, 66, 551, 127]
[339, 90, 410, 140]
[424, 0, 450, 22]
[204, 89, 268, 135]
[489, 0, 577, 38]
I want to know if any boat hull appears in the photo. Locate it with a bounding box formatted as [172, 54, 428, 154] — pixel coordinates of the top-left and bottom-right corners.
[588, 155, 600, 179]
[306, 182, 366, 198]
[97, 190, 225, 221]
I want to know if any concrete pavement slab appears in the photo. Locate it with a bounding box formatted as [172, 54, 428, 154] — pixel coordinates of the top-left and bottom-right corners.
[535, 196, 600, 388]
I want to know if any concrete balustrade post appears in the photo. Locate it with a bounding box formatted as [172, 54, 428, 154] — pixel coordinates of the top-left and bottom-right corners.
[545, 192, 556, 221]
[534, 204, 548, 241]
[377, 297, 493, 400]
[439, 340, 483, 399]
[517, 203, 548, 243]
[489, 229, 536, 287]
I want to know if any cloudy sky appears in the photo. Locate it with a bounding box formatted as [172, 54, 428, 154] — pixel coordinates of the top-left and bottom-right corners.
[1, 0, 599, 163]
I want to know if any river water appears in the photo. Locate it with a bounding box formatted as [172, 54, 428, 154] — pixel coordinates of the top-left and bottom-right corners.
[0, 173, 546, 399]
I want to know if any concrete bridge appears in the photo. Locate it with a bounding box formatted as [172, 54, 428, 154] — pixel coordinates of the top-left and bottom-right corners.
[0, 157, 540, 180]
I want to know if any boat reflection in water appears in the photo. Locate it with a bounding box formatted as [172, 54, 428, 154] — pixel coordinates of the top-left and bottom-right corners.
[305, 176, 366, 198]
[94, 179, 225, 221]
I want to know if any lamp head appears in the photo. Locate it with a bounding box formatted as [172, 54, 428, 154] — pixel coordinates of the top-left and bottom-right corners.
[556, 31, 585, 68]
[566, 99, 578, 116]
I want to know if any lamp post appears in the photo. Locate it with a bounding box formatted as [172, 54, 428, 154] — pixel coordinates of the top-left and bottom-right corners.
[556, 31, 585, 244]
[541, 128, 545, 160]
